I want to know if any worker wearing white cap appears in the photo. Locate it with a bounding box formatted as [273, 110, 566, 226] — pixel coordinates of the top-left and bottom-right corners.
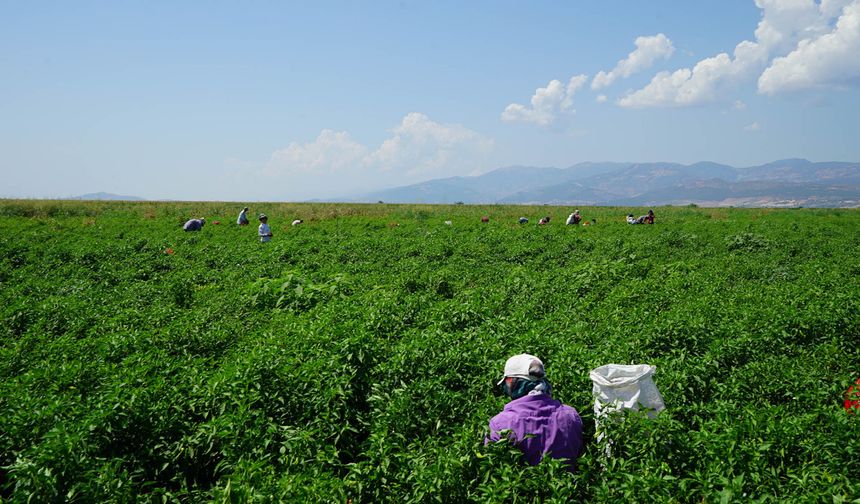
[488, 354, 583, 469]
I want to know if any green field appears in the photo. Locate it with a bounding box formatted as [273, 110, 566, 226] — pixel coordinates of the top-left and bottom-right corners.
[1, 200, 858, 502]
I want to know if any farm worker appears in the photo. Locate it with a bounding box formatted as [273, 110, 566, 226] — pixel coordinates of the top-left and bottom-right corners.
[538, 216, 551, 225]
[630, 210, 654, 225]
[518, 217, 529, 224]
[488, 354, 583, 469]
[481, 216, 490, 223]
[183, 218, 205, 231]
[291, 219, 303, 226]
[643, 209, 655, 224]
[566, 210, 582, 226]
[237, 207, 250, 226]
[258, 214, 273, 243]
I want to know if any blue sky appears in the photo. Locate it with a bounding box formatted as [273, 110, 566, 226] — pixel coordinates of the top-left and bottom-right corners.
[2, 1, 859, 201]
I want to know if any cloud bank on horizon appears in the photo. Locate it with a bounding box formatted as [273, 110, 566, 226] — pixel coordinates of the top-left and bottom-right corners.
[240, 113, 494, 200]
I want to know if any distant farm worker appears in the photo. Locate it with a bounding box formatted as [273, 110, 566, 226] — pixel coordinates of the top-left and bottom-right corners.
[582, 218, 597, 227]
[538, 216, 551, 225]
[237, 207, 250, 226]
[630, 209, 654, 225]
[566, 210, 582, 226]
[258, 214, 273, 243]
[481, 216, 490, 223]
[488, 354, 583, 469]
[643, 209, 655, 224]
[518, 217, 529, 224]
[291, 219, 303, 226]
[183, 217, 205, 231]
[626, 214, 638, 224]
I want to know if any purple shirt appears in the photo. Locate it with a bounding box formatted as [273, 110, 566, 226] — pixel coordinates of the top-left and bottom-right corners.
[488, 393, 583, 467]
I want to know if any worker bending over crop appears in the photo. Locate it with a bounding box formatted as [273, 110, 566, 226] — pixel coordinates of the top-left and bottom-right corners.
[183, 218, 205, 231]
[488, 354, 583, 469]
[628, 209, 655, 225]
[643, 209, 655, 224]
[237, 207, 250, 226]
[566, 210, 582, 225]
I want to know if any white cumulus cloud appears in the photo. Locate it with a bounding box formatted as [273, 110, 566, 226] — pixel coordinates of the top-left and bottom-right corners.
[619, 40, 767, 108]
[759, 1, 860, 94]
[619, 0, 855, 108]
[259, 113, 494, 199]
[365, 112, 495, 180]
[265, 130, 368, 177]
[592, 33, 675, 90]
[501, 75, 588, 126]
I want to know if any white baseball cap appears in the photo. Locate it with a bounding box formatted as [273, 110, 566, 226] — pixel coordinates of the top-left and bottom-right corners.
[497, 354, 546, 385]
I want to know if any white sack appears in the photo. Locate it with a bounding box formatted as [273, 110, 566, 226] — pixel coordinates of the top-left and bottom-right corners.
[590, 363, 665, 420]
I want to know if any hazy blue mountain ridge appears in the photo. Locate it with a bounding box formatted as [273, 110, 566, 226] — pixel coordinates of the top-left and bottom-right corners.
[340, 159, 860, 208]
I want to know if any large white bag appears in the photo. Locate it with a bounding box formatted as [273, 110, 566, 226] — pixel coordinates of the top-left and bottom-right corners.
[590, 364, 665, 420]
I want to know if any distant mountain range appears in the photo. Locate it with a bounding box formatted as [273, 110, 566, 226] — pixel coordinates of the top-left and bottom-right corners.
[69, 192, 145, 201]
[337, 159, 860, 208]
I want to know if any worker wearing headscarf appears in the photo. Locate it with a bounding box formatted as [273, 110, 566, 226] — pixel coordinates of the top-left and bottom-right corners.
[488, 354, 583, 469]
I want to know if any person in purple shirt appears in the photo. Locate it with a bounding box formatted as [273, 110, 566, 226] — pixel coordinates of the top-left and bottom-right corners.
[488, 354, 583, 469]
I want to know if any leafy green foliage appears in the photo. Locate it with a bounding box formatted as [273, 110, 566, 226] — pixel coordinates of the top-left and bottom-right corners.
[0, 201, 858, 502]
